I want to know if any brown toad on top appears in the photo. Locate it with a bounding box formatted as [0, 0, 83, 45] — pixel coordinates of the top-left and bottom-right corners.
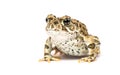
[39, 14, 100, 63]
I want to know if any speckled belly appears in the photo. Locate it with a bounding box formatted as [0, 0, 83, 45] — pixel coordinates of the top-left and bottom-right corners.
[52, 39, 89, 56]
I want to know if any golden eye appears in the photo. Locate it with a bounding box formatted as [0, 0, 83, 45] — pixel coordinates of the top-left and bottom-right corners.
[63, 18, 71, 26]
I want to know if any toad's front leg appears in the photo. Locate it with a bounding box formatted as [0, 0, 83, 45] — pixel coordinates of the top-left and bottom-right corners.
[39, 37, 60, 63]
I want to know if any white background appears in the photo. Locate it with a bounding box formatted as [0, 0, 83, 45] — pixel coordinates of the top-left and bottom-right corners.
[0, 0, 120, 75]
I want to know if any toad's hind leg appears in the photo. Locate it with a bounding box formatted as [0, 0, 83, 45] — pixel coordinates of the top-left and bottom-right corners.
[39, 37, 60, 63]
[78, 35, 100, 63]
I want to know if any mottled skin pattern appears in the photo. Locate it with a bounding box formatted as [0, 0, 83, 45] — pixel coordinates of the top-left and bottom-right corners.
[39, 14, 100, 63]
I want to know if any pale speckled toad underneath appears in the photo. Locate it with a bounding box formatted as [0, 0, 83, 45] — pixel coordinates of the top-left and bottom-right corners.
[39, 14, 100, 63]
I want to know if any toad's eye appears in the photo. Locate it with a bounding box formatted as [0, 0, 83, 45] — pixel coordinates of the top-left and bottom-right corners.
[46, 18, 48, 22]
[46, 18, 53, 22]
[63, 18, 71, 26]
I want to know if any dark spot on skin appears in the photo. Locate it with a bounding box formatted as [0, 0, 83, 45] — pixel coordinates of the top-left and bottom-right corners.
[45, 44, 49, 49]
[44, 53, 49, 55]
[90, 54, 94, 56]
[88, 43, 95, 49]
[85, 45, 88, 50]
[54, 15, 56, 18]
[44, 57, 47, 59]
[80, 37, 84, 41]
[94, 40, 101, 45]
[51, 24, 54, 28]
[62, 26, 67, 31]
[80, 31, 83, 34]
[54, 21, 58, 24]
[72, 43, 74, 46]
[79, 24, 82, 28]
[84, 32, 88, 36]
[82, 47, 84, 49]
[71, 49, 74, 53]
[82, 27, 86, 30]
[65, 42, 67, 44]
[49, 18, 53, 20]
[77, 51, 80, 53]
[78, 49, 80, 50]
[72, 49, 74, 51]
[98, 42, 101, 45]
[77, 40, 79, 42]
